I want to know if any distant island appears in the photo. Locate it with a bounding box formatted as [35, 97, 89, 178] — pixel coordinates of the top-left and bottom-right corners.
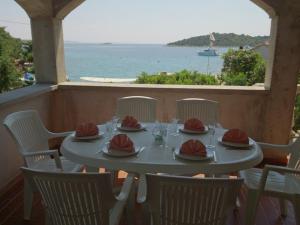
[167, 33, 269, 47]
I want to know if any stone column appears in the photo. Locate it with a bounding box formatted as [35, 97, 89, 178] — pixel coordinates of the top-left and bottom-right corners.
[252, 0, 300, 159]
[16, 0, 85, 84]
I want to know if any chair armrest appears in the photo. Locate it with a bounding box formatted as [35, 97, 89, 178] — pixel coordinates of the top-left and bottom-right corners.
[115, 173, 134, 201]
[258, 165, 300, 193]
[137, 174, 147, 204]
[256, 142, 292, 153]
[47, 131, 73, 138]
[23, 150, 63, 170]
[263, 165, 300, 175]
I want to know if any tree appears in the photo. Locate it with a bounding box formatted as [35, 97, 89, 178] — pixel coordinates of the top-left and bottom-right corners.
[21, 40, 34, 62]
[0, 27, 24, 92]
[219, 49, 266, 86]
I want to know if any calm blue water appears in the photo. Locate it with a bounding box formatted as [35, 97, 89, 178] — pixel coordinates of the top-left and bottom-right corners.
[64, 43, 229, 81]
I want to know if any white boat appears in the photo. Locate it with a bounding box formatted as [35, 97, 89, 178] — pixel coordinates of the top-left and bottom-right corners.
[198, 48, 218, 56]
[80, 76, 136, 83]
[198, 33, 218, 56]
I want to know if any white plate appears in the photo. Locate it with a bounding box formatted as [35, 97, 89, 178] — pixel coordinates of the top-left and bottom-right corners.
[103, 146, 140, 157]
[179, 126, 209, 134]
[218, 137, 254, 148]
[117, 124, 145, 132]
[174, 148, 214, 161]
[71, 131, 104, 140]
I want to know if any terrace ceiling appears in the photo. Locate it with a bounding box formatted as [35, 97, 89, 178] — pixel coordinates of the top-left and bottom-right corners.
[16, 0, 85, 19]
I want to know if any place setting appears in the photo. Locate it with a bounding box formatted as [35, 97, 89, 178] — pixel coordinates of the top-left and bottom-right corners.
[173, 139, 215, 162]
[217, 128, 254, 149]
[167, 131, 215, 163]
[101, 133, 144, 158]
[117, 115, 147, 132]
[178, 118, 209, 135]
[71, 122, 104, 142]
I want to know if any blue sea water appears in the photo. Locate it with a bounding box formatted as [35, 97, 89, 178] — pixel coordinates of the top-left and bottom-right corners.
[64, 43, 230, 81]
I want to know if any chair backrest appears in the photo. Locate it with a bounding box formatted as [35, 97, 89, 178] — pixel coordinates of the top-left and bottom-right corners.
[176, 98, 219, 125]
[3, 110, 50, 154]
[21, 167, 116, 225]
[116, 96, 157, 122]
[146, 174, 243, 225]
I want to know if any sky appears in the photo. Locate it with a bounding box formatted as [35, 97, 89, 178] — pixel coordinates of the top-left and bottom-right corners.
[0, 0, 271, 44]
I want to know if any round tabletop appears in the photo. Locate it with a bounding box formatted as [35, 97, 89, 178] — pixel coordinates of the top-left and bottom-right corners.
[61, 123, 263, 176]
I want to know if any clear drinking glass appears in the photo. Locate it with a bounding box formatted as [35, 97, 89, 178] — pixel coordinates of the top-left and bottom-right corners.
[170, 118, 179, 134]
[111, 116, 119, 134]
[167, 118, 179, 150]
[152, 122, 167, 149]
[206, 123, 216, 150]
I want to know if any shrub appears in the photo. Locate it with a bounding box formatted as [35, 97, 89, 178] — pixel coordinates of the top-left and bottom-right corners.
[294, 94, 300, 131]
[135, 70, 219, 85]
[218, 72, 248, 86]
[0, 55, 22, 93]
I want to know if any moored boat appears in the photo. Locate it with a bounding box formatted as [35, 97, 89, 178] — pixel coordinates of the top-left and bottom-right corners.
[198, 48, 218, 56]
[198, 33, 218, 56]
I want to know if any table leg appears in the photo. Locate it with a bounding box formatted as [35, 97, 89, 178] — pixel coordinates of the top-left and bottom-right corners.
[86, 166, 99, 172]
[126, 179, 137, 225]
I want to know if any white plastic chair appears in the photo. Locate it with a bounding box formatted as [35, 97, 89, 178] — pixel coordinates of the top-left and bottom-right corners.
[116, 96, 157, 122]
[176, 98, 220, 126]
[21, 167, 134, 225]
[3, 110, 82, 220]
[239, 139, 300, 225]
[145, 174, 243, 225]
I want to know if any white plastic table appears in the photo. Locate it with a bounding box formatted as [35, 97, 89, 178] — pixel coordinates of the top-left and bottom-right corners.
[61, 123, 263, 202]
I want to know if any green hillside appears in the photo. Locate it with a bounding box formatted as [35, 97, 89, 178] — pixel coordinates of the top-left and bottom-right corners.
[167, 33, 269, 47]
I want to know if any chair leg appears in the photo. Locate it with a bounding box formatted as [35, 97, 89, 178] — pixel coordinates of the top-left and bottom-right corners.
[293, 199, 300, 225]
[244, 189, 260, 225]
[126, 180, 137, 225]
[279, 199, 288, 217]
[141, 203, 151, 225]
[45, 210, 52, 225]
[24, 179, 34, 220]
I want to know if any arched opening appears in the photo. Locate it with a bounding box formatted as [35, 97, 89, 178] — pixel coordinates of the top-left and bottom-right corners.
[63, 0, 271, 85]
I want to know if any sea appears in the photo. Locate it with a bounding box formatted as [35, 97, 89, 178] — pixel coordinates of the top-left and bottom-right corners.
[64, 43, 231, 82]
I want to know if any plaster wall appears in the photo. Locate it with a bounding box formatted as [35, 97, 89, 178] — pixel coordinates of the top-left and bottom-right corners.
[53, 83, 280, 157]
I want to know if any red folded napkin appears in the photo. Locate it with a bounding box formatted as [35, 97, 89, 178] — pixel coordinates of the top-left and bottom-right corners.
[184, 118, 205, 132]
[180, 139, 207, 157]
[75, 122, 99, 137]
[121, 116, 141, 129]
[109, 134, 134, 152]
[222, 129, 249, 144]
